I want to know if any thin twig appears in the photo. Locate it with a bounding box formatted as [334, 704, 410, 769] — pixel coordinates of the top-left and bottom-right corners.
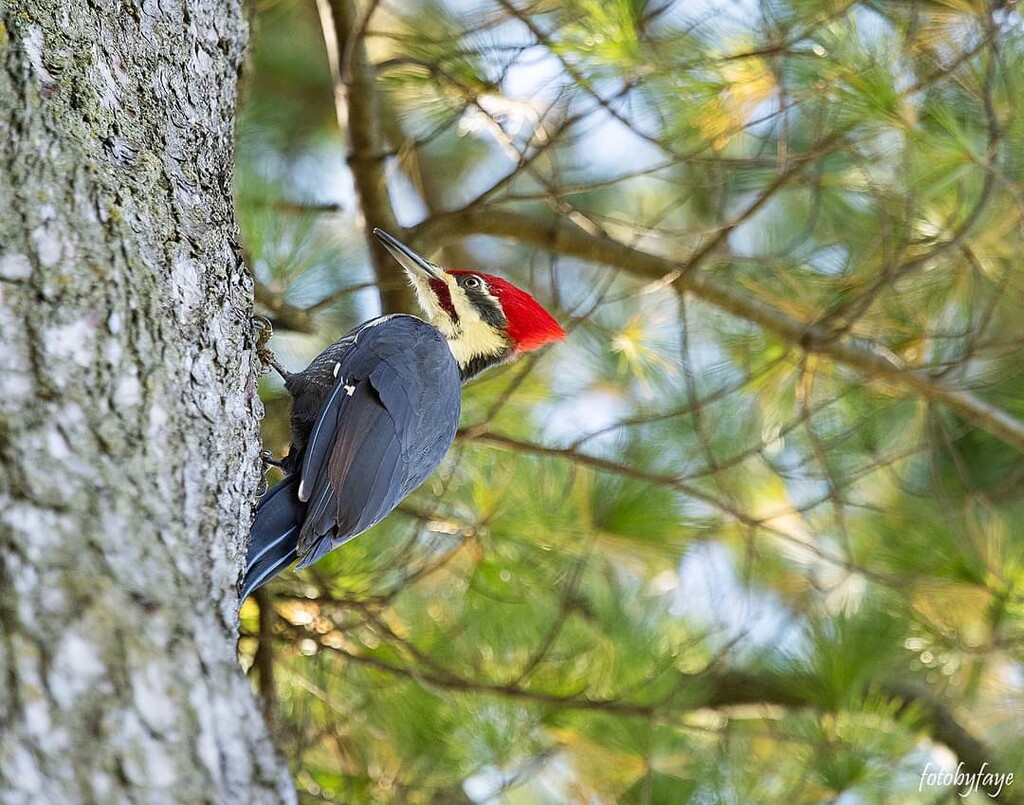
[414, 210, 1024, 454]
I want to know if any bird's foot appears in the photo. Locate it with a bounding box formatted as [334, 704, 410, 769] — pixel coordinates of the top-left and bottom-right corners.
[260, 449, 286, 469]
[251, 316, 291, 380]
[252, 315, 274, 361]
[256, 449, 286, 496]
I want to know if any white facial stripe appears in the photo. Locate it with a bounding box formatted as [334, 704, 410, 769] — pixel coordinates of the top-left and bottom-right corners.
[448, 281, 481, 324]
[446, 321, 508, 366]
[445, 277, 507, 364]
[408, 274, 447, 327]
[408, 272, 508, 367]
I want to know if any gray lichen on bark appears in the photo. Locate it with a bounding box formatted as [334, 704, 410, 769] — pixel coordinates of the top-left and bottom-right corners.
[0, 0, 293, 802]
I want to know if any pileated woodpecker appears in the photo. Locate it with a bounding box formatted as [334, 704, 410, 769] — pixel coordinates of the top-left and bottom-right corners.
[241, 229, 565, 598]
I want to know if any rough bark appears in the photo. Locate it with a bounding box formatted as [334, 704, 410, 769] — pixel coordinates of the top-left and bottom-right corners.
[0, 0, 293, 802]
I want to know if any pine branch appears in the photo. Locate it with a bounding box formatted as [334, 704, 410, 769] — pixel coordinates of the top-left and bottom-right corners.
[414, 210, 1024, 454]
[253, 281, 317, 334]
[253, 587, 278, 733]
[283, 621, 1021, 802]
[316, 0, 413, 315]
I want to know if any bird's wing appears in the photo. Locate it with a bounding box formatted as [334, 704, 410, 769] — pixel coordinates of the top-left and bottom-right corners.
[293, 320, 460, 568]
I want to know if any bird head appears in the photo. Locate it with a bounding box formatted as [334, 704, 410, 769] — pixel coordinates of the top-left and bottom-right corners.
[374, 228, 565, 379]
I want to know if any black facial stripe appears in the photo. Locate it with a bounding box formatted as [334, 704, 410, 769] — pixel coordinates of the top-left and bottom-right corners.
[465, 287, 506, 329]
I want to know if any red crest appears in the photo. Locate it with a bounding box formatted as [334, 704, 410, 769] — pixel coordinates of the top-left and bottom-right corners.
[451, 271, 566, 352]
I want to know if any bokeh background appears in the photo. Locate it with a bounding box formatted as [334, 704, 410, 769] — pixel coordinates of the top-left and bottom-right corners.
[234, 1, 1024, 802]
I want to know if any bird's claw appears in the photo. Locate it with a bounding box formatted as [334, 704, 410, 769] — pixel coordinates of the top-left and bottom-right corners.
[256, 449, 285, 496]
[260, 449, 286, 469]
[252, 315, 274, 354]
[252, 316, 286, 377]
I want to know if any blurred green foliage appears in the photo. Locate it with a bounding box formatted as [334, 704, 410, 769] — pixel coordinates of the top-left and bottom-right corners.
[236, 0, 1024, 802]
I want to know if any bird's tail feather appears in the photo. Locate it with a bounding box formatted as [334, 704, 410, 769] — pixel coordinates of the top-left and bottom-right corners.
[241, 474, 304, 599]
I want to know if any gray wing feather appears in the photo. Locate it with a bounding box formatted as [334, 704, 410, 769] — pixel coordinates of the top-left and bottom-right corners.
[293, 318, 460, 569]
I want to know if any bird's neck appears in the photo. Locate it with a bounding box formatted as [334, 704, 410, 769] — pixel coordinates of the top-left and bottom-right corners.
[434, 317, 511, 382]
[458, 351, 510, 382]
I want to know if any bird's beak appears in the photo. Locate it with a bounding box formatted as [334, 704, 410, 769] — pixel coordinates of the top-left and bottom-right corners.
[373, 228, 444, 281]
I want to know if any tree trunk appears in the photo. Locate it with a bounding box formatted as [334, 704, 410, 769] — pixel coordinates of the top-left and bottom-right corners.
[0, 1, 293, 802]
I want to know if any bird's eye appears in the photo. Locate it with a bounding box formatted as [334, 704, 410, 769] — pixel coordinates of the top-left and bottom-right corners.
[462, 276, 482, 289]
